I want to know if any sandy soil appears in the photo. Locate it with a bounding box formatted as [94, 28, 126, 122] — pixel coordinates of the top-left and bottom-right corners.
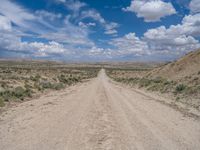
[0, 69, 200, 150]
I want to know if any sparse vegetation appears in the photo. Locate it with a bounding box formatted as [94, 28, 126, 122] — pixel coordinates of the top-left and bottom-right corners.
[106, 65, 200, 109]
[106, 49, 200, 109]
[0, 97, 5, 107]
[175, 84, 186, 93]
[0, 60, 100, 107]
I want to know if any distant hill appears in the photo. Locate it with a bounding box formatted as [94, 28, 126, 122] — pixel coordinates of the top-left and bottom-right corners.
[148, 49, 200, 81]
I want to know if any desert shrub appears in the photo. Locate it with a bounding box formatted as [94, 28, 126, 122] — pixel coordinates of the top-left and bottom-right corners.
[58, 74, 67, 83]
[175, 84, 186, 93]
[0, 90, 12, 101]
[34, 82, 42, 91]
[30, 76, 35, 81]
[152, 77, 163, 83]
[163, 80, 171, 85]
[176, 96, 180, 101]
[13, 86, 26, 99]
[147, 84, 159, 91]
[24, 83, 32, 90]
[53, 83, 65, 90]
[1, 82, 7, 88]
[0, 87, 29, 101]
[0, 97, 5, 107]
[58, 74, 80, 85]
[24, 88, 32, 97]
[69, 77, 79, 82]
[40, 81, 53, 89]
[30, 74, 40, 82]
[139, 78, 151, 87]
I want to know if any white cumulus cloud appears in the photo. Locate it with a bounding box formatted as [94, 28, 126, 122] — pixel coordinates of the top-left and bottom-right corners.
[110, 33, 149, 56]
[0, 15, 12, 31]
[189, 0, 200, 13]
[123, 0, 176, 22]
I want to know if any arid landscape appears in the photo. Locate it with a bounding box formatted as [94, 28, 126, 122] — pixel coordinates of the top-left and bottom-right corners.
[107, 49, 200, 112]
[0, 49, 200, 150]
[0, 60, 99, 108]
[1, 0, 200, 149]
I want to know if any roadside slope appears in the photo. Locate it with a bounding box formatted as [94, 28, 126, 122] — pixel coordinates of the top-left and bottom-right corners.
[148, 48, 200, 80]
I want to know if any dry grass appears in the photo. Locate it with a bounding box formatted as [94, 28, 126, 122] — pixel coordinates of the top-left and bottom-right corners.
[0, 60, 100, 107]
[106, 49, 200, 109]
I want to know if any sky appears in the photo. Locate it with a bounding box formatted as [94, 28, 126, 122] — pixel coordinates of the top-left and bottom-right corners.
[0, 0, 200, 62]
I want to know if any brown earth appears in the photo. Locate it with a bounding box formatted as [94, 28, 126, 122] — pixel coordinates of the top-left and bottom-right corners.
[0, 69, 200, 150]
[148, 48, 200, 81]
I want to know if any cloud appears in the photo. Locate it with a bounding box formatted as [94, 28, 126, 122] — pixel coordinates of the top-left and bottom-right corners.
[55, 0, 119, 35]
[80, 10, 119, 35]
[0, 0, 35, 29]
[189, 0, 200, 13]
[123, 0, 176, 22]
[40, 16, 95, 46]
[35, 10, 62, 21]
[55, 0, 66, 3]
[78, 22, 96, 28]
[181, 13, 200, 36]
[0, 29, 67, 57]
[148, 13, 200, 38]
[108, 17, 200, 58]
[56, 0, 86, 18]
[104, 22, 119, 35]
[104, 29, 118, 35]
[55, 0, 119, 36]
[109, 33, 149, 56]
[1, 0, 198, 61]
[0, 15, 12, 31]
[89, 47, 105, 56]
[0, 0, 96, 58]
[26, 41, 66, 56]
[0, 0, 58, 34]
[142, 13, 200, 56]
[81, 10, 106, 24]
[56, 0, 119, 36]
[66, 0, 86, 12]
[144, 25, 200, 55]
[0, 0, 96, 60]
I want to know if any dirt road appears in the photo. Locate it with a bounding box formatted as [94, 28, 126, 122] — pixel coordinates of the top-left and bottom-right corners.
[0, 69, 200, 150]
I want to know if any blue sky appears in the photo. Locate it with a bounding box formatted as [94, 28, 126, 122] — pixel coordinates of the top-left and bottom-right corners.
[0, 0, 200, 61]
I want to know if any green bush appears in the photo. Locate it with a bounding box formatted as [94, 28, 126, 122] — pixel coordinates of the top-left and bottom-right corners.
[58, 75, 67, 83]
[40, 81, 53, 89]
[30, 74, 40, 82]
[0, 97, 5, 107]
[0, 90, 12, 101]
[176, 96, 180, 101]
[34, 82, 42, 91]
[24, 88, 32, 97]
[0, 86, 32, 101]
[139, 78, 151, 87]
[58, 75, 80, 85]
[53, 83, 65, 90]
[13, 86, 26, 99]
[152, 77, 163, 83]
[175, 84, 186, 93]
